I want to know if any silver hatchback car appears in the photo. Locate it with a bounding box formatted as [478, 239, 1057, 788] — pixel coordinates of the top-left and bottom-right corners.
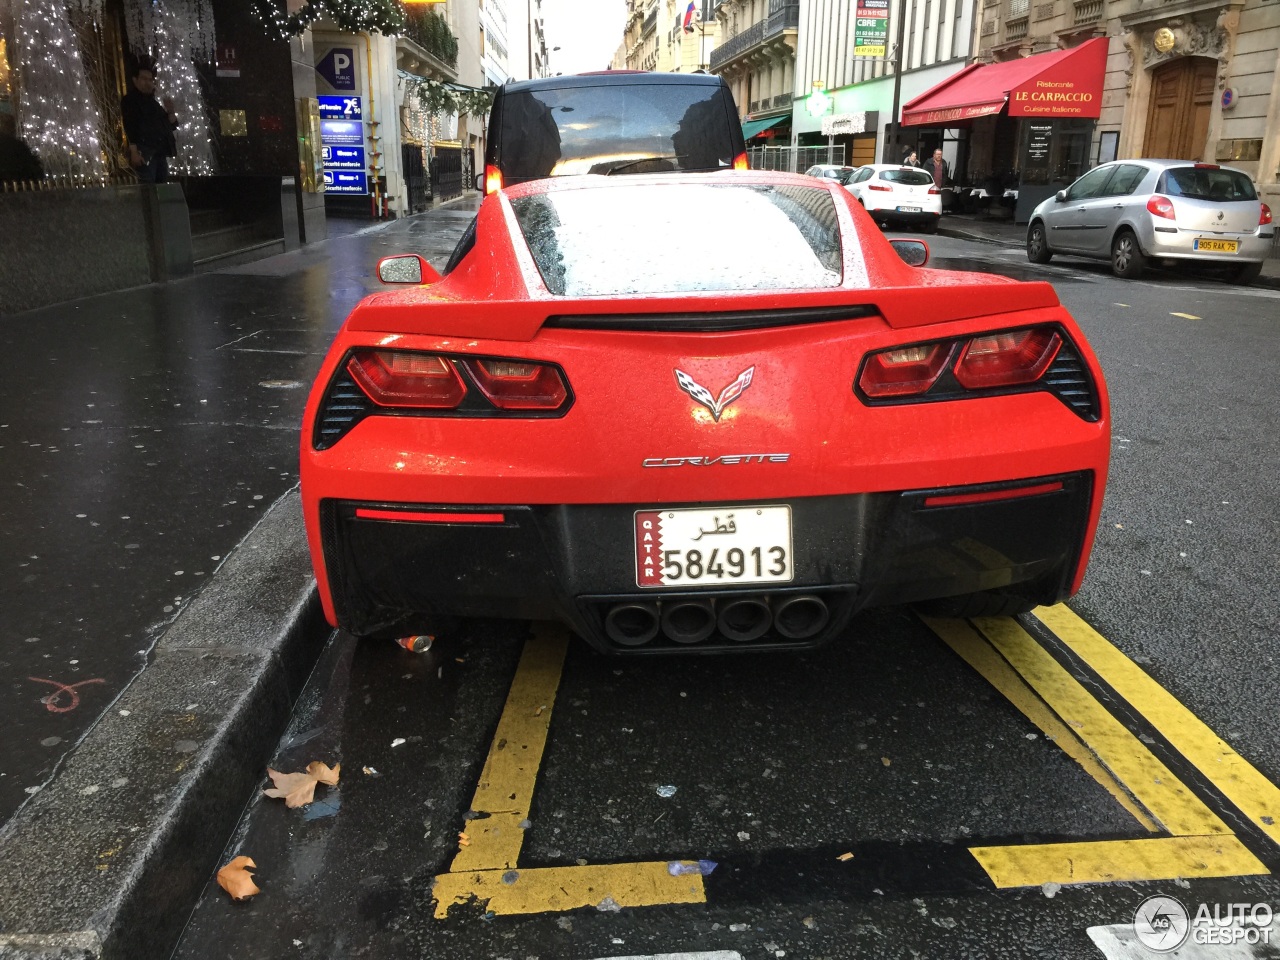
[1026, 159, 1274, 283]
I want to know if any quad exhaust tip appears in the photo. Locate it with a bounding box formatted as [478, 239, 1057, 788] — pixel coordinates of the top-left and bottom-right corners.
[603, 593, 832, 647]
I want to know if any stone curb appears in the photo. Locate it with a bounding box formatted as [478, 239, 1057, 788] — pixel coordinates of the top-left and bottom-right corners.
[0, 491, 325, 960]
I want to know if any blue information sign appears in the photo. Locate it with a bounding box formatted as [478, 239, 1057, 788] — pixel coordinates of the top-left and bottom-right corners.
[315, 47, 356, 91]
[320, 119, 363, 146]
[323, 170, 369, 195]
[318, 95, 362, 120]
[321, 145, 366, 170]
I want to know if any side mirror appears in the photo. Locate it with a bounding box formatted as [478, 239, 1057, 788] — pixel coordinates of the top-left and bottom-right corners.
[376, 254, 442, 285]
[889, 238, 929, 267]
[475, 173, 486, 192]
[1055, 190, 1068, 202]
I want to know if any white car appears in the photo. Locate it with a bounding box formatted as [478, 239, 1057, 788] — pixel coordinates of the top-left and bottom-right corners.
[845, 164, 943, 232]
[804, 164, 855, 184]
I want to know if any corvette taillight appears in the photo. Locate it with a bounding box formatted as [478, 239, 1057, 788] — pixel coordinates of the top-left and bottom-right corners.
[953, 328, 1062, 389]
[484, 164, 503, 194]
[348, 351, 467, 409]
[732, 152, 748, 171]
[1146, 195, 1176, 220]
[858, 343, 949, 397]
[464, 358, 568, 410]
[1261, 203, 1272, 226]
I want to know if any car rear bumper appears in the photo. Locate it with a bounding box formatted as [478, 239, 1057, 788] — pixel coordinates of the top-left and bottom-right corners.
[1144, 228, 1272, 262]
[317, 471, 1095, 654]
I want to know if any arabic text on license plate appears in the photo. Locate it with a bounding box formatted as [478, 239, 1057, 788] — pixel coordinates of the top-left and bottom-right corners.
[635, 506, 793, 588]
[898, 205, 921, 213]
[1194, 238, 1238, 253]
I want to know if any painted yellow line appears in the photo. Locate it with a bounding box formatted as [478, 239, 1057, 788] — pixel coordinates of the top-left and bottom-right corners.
[449, 624, 569, 873]
[922, 615, 1158, 831]
[970, 615, 1232, 838]
[433, 862, 706, 918]
[1035, 603, 1280, 849]
[1170, 312, 1202, 320]
[970, 834, 1267, 888]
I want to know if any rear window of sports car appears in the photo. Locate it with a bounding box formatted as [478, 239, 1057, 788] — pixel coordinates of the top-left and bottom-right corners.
[510, 183, 843, 296]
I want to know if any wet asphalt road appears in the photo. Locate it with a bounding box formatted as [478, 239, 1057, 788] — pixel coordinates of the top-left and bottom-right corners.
[167, 236, 1280, 958]
[0, 202, 479, 825]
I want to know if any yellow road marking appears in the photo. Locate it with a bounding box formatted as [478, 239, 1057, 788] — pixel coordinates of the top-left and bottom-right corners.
[970, 615, 1230, 838]
[433, 862, 705, 918]
[970, 835, 1266, 888]
[1034, 603, 1280, 849]
[1170, 312, 1202, 320]
[923, 615, 1158, 831]
[449, 624, 568, 873]
[435, 625, 708, 916]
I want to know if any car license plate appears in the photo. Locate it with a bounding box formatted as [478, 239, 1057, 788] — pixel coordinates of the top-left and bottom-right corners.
[898, 205, 921, 213]
[635, 506, 793, 588]
[1194, 238, 1238, 253]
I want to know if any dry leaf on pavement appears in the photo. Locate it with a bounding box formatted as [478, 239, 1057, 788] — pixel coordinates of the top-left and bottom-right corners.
[264, 761, 341, 808]
[216, 856, 261, 900]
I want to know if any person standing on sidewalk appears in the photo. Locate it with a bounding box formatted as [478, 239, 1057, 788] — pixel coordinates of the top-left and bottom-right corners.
[924, 148, 949, 188]
[121, 64, 177, 184]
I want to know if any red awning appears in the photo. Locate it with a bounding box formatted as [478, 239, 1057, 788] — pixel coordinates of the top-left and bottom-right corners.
[902, 38, 1108, 126]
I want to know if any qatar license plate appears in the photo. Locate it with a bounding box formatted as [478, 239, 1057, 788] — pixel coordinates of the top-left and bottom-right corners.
[634, 506, 793, 588]
[1194, 238, 1238, 253]
[898, 205, 921, 213]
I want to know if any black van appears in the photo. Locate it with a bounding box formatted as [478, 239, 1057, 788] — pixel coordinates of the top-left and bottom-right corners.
[481, 71, 747, 193]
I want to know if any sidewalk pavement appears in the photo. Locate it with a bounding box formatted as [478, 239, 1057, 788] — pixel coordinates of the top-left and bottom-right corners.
[937, 212, 1280, 289]
[0, 196, 478, 959]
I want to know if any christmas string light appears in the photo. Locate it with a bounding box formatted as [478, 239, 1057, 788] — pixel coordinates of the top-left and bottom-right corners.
[15, 0, 106, 182]
[149, 2, 214, 175]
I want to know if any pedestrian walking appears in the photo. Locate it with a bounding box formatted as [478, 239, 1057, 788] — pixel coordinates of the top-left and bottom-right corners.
[903, 150, 920, 167]
[121, 63, 177, 183]
[925, 148, 949, 188]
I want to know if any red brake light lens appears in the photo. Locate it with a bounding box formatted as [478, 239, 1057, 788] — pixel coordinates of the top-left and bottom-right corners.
[928, 186, 941, 195]
[1261, 203, 1272, 226]
[732, 152, 748, 171]
[464, 359, 568, 410]
[484, 164, 503, 194]
[347, 351, 467, 409]
[1146, 195, 1176, 220]
[868, 183, 892, 192]
[953, 328, 1062, 389]
[859, 343, 950, 398]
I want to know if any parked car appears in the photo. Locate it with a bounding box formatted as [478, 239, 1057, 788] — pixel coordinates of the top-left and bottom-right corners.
[1026, 159, 1274, 283]
[804, 164, 856, 183]
[301, 171, 1109, 654]
[480, 71, 747, 193]
[845, 164, 943, 232]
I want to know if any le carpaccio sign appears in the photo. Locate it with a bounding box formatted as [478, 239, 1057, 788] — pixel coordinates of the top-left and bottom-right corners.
[1008, 41, 1106, 118]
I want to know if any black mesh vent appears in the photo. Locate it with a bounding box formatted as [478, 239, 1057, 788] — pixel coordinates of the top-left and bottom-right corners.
[1043, 342, 1100, 421]
[314, 369, 373, 450]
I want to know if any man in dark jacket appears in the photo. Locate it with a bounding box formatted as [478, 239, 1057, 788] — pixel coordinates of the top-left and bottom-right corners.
[121, 64, 177, 183]
[924, 148, 949, 188]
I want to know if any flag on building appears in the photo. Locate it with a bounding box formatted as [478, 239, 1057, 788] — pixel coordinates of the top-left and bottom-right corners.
[683, 0, 698, 32]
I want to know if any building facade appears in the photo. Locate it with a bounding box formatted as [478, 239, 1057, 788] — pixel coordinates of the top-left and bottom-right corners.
[710, 0, 801, 143]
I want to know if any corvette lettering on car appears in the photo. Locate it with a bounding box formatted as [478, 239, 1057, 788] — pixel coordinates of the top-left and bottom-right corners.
[300, 170, 1109, 654]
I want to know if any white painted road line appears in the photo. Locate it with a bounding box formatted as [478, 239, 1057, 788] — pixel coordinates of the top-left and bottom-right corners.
[1089, 920, 1280, 959]
[588, 953, 745, 960]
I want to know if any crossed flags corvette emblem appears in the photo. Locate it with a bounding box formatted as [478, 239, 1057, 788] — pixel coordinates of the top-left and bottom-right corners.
[674, 366, 755, 422]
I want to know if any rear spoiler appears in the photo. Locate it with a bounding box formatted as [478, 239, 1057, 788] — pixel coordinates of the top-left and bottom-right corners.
[350, 282, 1063, 342]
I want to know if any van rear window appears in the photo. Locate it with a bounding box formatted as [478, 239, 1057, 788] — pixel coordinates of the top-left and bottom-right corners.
[1160, 167, 1257, 201]
[511, 182, 843, 297]
[497, 82, 737, 179]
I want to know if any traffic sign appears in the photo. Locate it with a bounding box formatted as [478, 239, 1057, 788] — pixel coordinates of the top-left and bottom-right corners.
[316, 47, 356, 91]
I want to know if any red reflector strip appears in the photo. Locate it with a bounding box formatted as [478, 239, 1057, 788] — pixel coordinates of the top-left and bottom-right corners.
[354, 509, 506, 524]
[922, 481, 1064, 508]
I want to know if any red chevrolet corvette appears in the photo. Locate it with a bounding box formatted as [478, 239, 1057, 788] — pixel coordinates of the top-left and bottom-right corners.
[300, 171, 1109, 654]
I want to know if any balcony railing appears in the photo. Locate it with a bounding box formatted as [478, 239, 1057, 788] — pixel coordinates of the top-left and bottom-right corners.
[708, 3, 797, 70]
[1004, 15, 1028, 38]
[643, 9, 657, 35]
[1073, 0, 1102, 22]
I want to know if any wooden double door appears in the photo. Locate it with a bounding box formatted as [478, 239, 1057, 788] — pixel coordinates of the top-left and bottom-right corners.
[1143, 56, 1217, 160]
